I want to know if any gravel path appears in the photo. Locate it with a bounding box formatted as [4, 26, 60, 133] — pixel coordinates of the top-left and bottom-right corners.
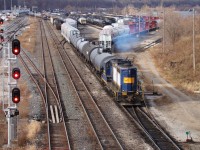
[135, 49, 200, 149]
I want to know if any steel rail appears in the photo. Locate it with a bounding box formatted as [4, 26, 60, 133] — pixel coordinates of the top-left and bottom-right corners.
[46, 21, 123, 150]
[41, 20, 71, 150]
[124, 106, 181, 150]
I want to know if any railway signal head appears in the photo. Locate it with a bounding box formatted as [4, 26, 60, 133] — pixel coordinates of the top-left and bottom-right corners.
[12, 88, 20, 103]
[0, 19, 3, 25]
[12, 68, 20, 79]
[0, 35, 4, 42]
[15, 109, 19, 116]
[12, 39, 20, 55]
[0, 29, 3, 33]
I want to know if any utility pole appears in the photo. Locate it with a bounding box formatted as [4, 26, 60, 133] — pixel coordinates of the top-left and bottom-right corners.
[11, 0, 13, 10]
[161, 0, 163, 9]
[162, 9, 165, 53]
[192, 8, 196, 75]
[4, 0, 6, 10]
[139, 14, 140, 36]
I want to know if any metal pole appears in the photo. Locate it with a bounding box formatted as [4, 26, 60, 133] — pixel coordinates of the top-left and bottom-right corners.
[8, 43, 11, 108]
[2, 45, 6, 110]
[8, 111, 11, 147]
[11, 0, 13, 10]
[4, 0, 6, 10]
[139, 14, 140, 36]
[161, 0, 163, 9]
[148, 15, 150, 33]
[192, 8, 196, 75]
[7, 43, 11, 147]
[162, 9, 165, 53]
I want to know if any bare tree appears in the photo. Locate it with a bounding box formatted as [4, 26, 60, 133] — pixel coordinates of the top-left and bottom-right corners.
[65, 5, 76, 12]
[111, 5, 121, 15]
[165, 11, 183, 46]
[121, 4, 138, 15]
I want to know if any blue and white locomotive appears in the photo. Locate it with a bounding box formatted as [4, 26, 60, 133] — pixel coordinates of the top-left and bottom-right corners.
[61, 20, 141, 102]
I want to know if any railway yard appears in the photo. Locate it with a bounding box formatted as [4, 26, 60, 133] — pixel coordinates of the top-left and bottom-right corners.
[0, 12, 200, 150]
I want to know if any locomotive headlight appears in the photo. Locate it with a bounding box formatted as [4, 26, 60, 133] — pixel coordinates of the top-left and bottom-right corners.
[136, 91, 139, 95]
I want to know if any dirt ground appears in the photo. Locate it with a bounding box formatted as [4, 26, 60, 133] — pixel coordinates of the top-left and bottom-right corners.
[135, 47, 200, 150]
[0, 108, 7, 148]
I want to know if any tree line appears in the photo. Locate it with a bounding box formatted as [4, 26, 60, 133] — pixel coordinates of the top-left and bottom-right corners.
[0, 0, 199, 11]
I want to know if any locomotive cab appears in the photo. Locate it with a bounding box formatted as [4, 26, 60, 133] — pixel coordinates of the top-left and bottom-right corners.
[111, 59, 138, 97]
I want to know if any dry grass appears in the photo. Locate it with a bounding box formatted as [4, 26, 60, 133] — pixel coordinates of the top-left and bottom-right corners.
[151, 35, 200, 93]
[25, 145, 37, 150]
[15, 145, 37, 150]
[18, 17, 39, 53]
[26, 121, 42, 140]
[0, 109, 7, 147]
[18, 129, 28, 147]
[17, 120, 42, 148]
[18, 82, 31, 119]
[152, 11, 200, 93]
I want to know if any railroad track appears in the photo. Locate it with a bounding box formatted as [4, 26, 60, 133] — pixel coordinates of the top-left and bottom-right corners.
[40, 20, 71, 150]
[4, 17, 28, 41]
[4, 17, 23, 31]
[124, 106, 181, 150]
[18, 19, 71, 149]
[2, 16, 71, 149]
[47, 19, 180, 150]
[87, 23, 103, 30]
[46, 20, 123, 149]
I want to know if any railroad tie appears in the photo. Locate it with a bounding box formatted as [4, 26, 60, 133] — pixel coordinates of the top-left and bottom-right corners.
[50, 105, 56, 123]
[54, 105, 60, 123]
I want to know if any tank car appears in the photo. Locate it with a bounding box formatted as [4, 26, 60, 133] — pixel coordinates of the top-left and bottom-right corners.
[61, 22, 142, 102]
[82, 43, 101, 63]
[54, 18, 64, 30]
[65, 18, 78, 28]
[78, 17, 87, 25]
[61, 23, 80, 43]
[103, 16, 117, 25]
[50, 16, 56, 24]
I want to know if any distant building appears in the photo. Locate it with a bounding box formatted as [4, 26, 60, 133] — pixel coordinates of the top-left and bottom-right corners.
[32, 6, 38, 12]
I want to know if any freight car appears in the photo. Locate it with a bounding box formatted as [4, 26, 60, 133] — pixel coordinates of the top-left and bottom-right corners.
[61, 20, 142, 102]
[78, 17, 87, 25]
[54, 18, 65, 30]
[50, 16, 56, 24]
[65, 18, 78, 28]
[61, 23, 80, 43]
[99, 16, 158, 52]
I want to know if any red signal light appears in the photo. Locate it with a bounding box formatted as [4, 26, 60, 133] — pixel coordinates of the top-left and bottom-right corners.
[0, 19, 3, 25]
[12, 88, 20, 103]
[0, 35, 4, 42]
[14, 48, 19, 54]
[12, 39, 20, 55]
[12, 68, 20, 79]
